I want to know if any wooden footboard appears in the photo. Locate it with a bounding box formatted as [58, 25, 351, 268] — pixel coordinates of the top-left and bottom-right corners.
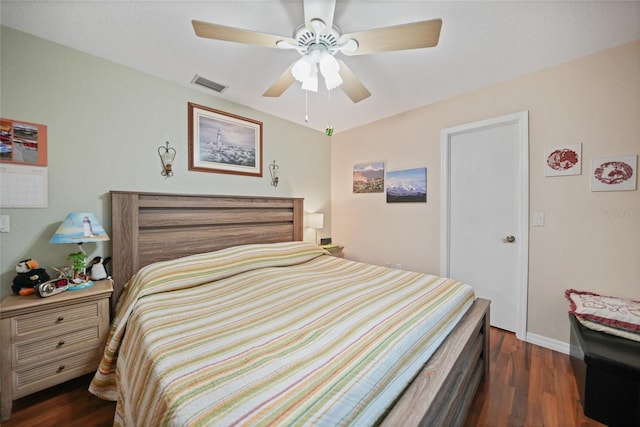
[382, 298, 490, 427]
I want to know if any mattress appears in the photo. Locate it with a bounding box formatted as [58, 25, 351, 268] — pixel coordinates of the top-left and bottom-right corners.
[89, 242, 475, 426]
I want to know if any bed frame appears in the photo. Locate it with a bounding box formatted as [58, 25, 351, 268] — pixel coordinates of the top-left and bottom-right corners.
[109, 190, 490, 427]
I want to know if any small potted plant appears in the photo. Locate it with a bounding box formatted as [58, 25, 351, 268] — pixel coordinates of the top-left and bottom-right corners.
[67, 251, 87, 280]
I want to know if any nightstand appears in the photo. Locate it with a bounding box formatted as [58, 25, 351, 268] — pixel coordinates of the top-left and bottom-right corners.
[0, 279, 113, 421]
[323, 245, 344, 258]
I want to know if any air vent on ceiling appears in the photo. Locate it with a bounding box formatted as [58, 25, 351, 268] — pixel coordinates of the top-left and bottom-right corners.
[191, 75, 228, 93]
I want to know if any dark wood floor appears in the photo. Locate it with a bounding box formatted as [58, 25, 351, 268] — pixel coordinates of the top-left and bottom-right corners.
[464, 327, 605, 427]
[2, 328, 605, 427]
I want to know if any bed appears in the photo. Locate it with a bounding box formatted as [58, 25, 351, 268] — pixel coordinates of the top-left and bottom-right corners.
[90, 191, 490, 426]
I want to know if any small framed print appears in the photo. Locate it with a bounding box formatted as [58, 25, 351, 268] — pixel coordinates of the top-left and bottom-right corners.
[386, 167, 427, 203]
[545, 143, 581, 176]
[188, 103, 262, 177]
[591, 155, 637, 192]
[353, 161, 384, 193]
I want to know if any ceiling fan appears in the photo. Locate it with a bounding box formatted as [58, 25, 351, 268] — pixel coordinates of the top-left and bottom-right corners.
[192, 0, 442, 103]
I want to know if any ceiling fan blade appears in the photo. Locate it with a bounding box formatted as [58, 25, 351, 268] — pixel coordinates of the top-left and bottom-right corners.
[339, 19, 442, 56]
[192, 20, 295, 49]
[263, 63, 297, 97]
[303, 0, 336, 33]
[337, 60, 370, 103]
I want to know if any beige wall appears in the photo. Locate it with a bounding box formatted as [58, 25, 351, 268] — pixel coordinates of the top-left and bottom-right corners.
[0, 27, 330, 300]
[332, 40, 640, 346]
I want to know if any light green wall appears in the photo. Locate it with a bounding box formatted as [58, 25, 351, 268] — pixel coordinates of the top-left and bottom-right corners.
[0, 26, 331, 299]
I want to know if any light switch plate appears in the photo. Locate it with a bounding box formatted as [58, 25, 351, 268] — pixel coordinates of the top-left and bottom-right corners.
[0, 215, 9, 232]
[533, 212, 545, 227]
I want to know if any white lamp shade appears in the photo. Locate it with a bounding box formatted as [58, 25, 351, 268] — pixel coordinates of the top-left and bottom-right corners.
[307, 213, 324, 230]
[161, 150, 175, 166]
[292, 51, 345, 92]
[50, 212, 110, 244]
[323, 70, 343, 91]
[301, 65, 319, 92]
[292, 55, 314, 82]
[319, 52, 342, 90]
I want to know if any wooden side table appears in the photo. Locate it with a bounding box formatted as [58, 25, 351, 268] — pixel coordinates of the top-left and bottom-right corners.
[0, 279, 113, 421]
[323, 245, 344, 258]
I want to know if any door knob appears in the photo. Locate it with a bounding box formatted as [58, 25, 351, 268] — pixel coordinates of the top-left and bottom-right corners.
[505, 235, 516, 243]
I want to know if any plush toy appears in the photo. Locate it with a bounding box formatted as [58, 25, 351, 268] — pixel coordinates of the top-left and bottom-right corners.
[87, 256, 111, 281]
[12, 259, 51, 296]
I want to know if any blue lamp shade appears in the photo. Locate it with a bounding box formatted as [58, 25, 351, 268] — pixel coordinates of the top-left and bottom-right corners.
[49, 212, 110, 244]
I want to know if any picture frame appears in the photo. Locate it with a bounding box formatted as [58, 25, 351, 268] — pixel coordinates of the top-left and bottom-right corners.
[353, 161, 384, 193]
[386, 167, 427, 203]
[188, 103, 263, 177]
[0, 118, 48, 166]
[591, 155, 637, 192]
[544, 143, 581, 177]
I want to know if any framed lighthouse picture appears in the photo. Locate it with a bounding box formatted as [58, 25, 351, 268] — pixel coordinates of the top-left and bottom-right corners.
[188, 103, 263, 177]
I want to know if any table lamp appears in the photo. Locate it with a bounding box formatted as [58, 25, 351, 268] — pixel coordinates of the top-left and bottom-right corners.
[50, 212, 109, 287]
[307, 213, 324, 245]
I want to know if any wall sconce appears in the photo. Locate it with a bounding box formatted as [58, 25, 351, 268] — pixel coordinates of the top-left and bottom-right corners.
[269, 160, 279, 187]
[158, 141, 176, 177]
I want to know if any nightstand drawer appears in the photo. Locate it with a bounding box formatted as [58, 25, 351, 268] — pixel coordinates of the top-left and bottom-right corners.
[14, 347, 100, 397]
[15, 325, 101, 366]
[13, 301, 100, 336]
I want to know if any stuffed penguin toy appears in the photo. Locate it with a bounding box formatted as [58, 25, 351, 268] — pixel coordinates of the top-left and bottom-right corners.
[88, 256, 111, 281]
[12, 259, 51, 295]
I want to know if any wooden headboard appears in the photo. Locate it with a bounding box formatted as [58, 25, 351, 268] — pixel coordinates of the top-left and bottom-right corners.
[110, 191, 304, 304]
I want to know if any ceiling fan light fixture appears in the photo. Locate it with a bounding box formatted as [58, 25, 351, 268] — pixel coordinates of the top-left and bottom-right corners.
[319, 52, 339, 74]
[323, 70, 342, 91]
[319, 52, 342, 90]
[301, 65, 318, 92]
[291, 55, 314, 82]
[193, 4, 442, 105]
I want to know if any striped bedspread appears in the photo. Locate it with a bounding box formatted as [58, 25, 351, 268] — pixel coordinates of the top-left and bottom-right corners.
[89, 242, 475, 426]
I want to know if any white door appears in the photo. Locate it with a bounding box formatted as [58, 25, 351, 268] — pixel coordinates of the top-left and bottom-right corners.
[441, 112, 529, 339]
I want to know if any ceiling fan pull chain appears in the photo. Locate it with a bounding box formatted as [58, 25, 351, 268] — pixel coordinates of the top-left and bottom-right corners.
[305, 90, 309, 122]
[325, 90, 334, 136]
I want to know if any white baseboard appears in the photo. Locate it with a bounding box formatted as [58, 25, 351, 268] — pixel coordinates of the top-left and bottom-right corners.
[525, 332, 570, 355]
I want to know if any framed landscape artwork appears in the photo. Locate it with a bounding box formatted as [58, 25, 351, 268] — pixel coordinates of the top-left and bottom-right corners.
[353, 161, 384, 193]
[386, 167, 427, 203]
[188, 103, 263, 177]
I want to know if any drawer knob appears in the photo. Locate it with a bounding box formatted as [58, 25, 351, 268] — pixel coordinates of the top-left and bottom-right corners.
[57, 365, 65, 373]
[56, 316, 64, 322]
[57, 340, 65, 347]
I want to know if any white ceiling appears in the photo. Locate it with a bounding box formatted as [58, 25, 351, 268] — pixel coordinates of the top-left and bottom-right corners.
[2, 1, 639, 133]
